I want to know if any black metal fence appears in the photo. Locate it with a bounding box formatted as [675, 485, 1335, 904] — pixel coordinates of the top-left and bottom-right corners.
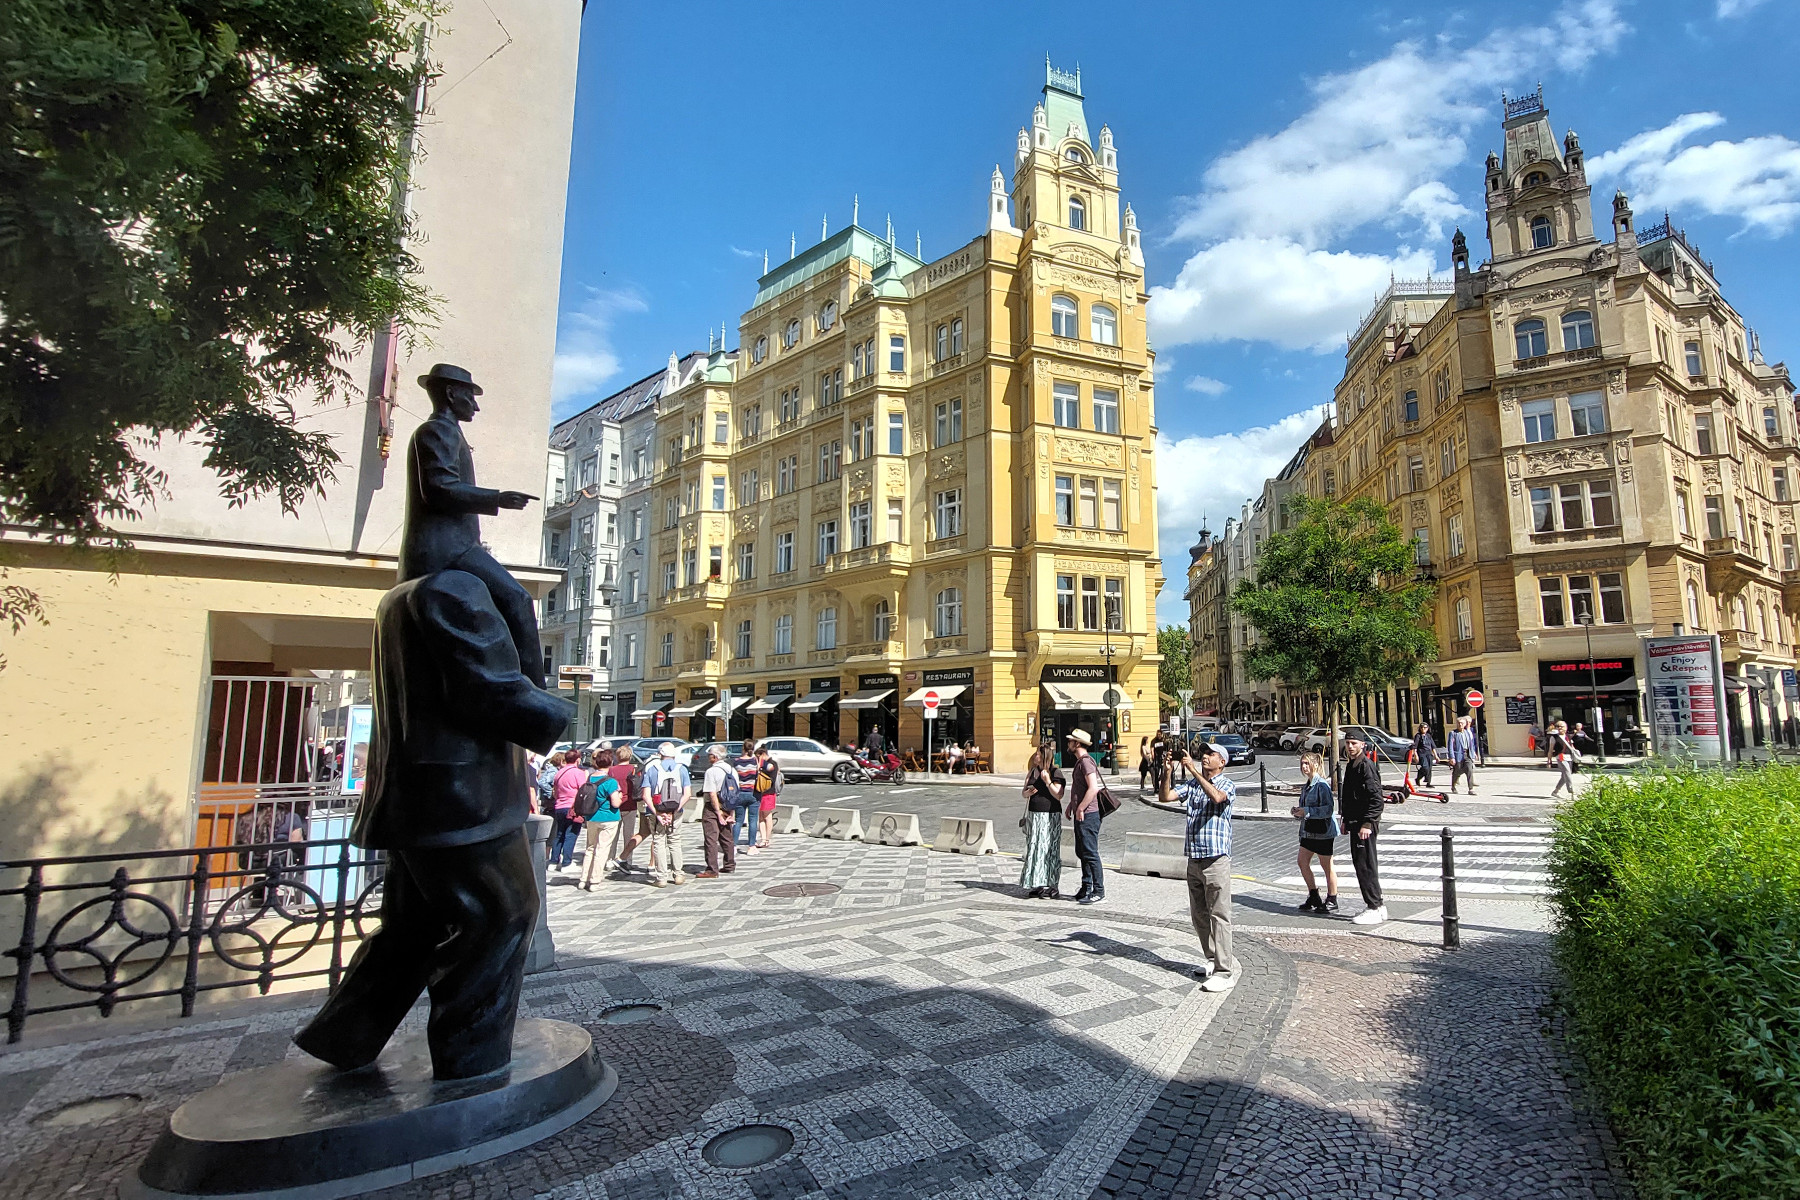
[1, 838, 385, 1043]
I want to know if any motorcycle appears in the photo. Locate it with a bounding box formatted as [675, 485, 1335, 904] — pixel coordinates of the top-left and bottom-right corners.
[848, 751, 907, 785]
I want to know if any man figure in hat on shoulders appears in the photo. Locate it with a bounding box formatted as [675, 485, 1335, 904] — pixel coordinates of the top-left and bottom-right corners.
[405, 363, 546, 686]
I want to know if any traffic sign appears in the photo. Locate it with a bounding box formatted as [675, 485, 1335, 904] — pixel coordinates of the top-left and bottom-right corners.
[558, 665, 596, 680]
[1464, 688, 1484, 708]
[922, 689, 940, 712]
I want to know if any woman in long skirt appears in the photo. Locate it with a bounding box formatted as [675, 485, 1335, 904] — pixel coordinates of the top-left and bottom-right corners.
[1019, 739, 1066, 898]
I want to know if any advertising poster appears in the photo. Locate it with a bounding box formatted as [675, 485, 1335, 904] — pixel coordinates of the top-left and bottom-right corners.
[341, 703, 373, 795]
[1644, 636, 1728, 764]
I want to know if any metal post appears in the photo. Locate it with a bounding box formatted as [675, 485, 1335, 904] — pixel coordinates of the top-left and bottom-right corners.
[6, 864, 43, 1043]
[1440, 826, 1460, 950]
[1259, 760, 1268, 813]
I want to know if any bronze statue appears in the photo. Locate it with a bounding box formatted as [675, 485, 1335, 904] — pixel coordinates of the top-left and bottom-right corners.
[293, 363, 572, 1081]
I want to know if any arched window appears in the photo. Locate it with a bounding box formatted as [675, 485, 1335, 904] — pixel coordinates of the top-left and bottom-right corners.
[935, 323, 948, 362]
[1068, 195, 1085, 231]
[1090, 304, 1118, 346]
[1687, 581, 1703, 630]
[1530, 215, 1554, 249]
[1515, 319, 1548, 360]
[1051, 295, 1078, 339]
[934, 588, 963, 637]
[1523, 171, 1549, 187]
[1735, 597, 1749, 631]
[1455, 597, 1473, 642]
[818, 300, 837, 332]
[816, 606, 837, 651]
[1064, 145, 1087, 163]
[1561, 310, 1595, 350]
[1758, 601, 1769, 641]
[949, 318, 963, 356]
[752, 335, 768, 364]
[782, 318, 800, 349]
[871, 598, 892, 641]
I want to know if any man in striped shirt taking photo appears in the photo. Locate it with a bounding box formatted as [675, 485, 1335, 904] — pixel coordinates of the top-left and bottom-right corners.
[1160, 741, 1238, 993]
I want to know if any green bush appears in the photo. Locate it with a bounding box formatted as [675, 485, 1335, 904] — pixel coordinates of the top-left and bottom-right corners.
[1548, 767, 1800, 1199]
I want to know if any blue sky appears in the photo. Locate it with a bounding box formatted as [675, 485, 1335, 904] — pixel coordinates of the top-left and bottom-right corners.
[553, 0, 1800, 625]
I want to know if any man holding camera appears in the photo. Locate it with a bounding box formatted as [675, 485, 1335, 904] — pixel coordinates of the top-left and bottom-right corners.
[1159, 741, 1239, 992]
[1340, 735, 1388, 925]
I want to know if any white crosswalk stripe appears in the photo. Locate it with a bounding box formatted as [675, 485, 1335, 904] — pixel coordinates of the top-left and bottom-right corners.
[1277, 822, 1553, 895]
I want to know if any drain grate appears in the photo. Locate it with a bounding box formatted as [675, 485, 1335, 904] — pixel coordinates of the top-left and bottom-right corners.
[600, 1002, 664, 1024]
[762, 882, 841, 898]
[703, 1123, 796, 1169]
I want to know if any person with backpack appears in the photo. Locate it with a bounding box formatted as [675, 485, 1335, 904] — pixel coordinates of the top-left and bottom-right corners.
[535, 750, 562, 814]
[549, 752, 588, 872]
[640, 743, 690, 887]
[752, 743, 782, 849]
[731, 739, 762, 851]
[577, 749, 623, 890]
[606, 744, 645, 878]
[697, 744, 739, 878]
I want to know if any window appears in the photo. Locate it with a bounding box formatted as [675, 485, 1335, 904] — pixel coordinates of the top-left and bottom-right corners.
[735, 620, 752, 659]
[934, 398, 963, 446]
[544, 587, 559, 617]
[1559, 483, 1587, 529]
[889, 335, 905, 372]
[1766, 407, 1780, 439]
[850, 500, 872, 548]
[1540, 577, 1566, 627]
[818, 300, 837, 332]
[1434, 367, 1452, 407]
[712, 476, 726, 510]
[1104, 578, 1123, 632]
[740, 406, 761, 439]
[1705, 495, 1725, 540]
[1675, 487, 1692, 537]
[1569, 391, 1606, 437]
[1080, 577, 1100, 629]
[623, 633, 637, 668]
[1056, 574, 1076, 629]
[1403, 390, 1419, 422]
[1093, 388, 1120, 434]
[1776, 468, 1790, 502]
[752, 335, 767, 364]
[933, 488, 963, 539]
[773, 613, 792, 655]
[1515, 319, 1548, 360]
[1759, 601, 1770, 641]
[888, 412, 904, 454]
[1078, 477, 1098, 526]
[1102, 479, 1122, 530]
[577, 515, 594, 546]
[1053, 382, 1080, 428]
[738, 469, 759, 505]
[579, 456, 596, 487]
[816, 520, 838, 563]
[1784, 533, 1796, 571]
[607, 452, 620, 483]
[1408, 456, 1426, 491]
[950, 318, 964, 355]
[624, 569, 639, 604]
[1447, 513, 1465, 557]
[816, 607, 837, 651]
[685, 480, 699, 512]
[935, 324, 949, 362]
[604, 513, 617, 544]
[1054, 475, 1074, 525]
[1695, 413, 1714, 455]
[872, 599, 893, 640]
[1413, 528, 1430, 565]
[1322, 469, 1335, 497]
[1530, 215, 1553, 249]
[1522, 399, 1555, 443]
[1684, 341, 1703, 377]
[887, 497, 904, 542]
[775, 532, 794, 573]
[1090, 304, 1117, 346]
[777, 455, 797, 494]
[849, 418, 868, 462]
[851, 340, 868, 380]
[818, 440, 842, 480]
[1051, 295, 1078, 339]
[683, 546, 697, 585]
[1455, 597, 1473, 642]
[659, 632, 674, 667]
[780, 388, 799, 424]
[782, 318, 800, 349]
[713, 412, 728, 443]
[934, 588, 963, 637]
[631, 447, 647, 479]
[1440, 436, 1459, 477]
[1068, 195, 1085, 230]
[1530, 486, 1554, 533]
[736, 542, 754, 580]
[1561, 310, 1595, 350]
[1687, 580, 1704, 630]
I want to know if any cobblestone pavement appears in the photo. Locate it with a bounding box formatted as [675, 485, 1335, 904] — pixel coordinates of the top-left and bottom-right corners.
[0, 826, 1627, 1199]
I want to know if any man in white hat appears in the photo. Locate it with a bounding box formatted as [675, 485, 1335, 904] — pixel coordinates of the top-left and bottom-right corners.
[1160, 741, 1239, 992]
[1063, 728, 1107, 904]
[638, 742, 691, 887]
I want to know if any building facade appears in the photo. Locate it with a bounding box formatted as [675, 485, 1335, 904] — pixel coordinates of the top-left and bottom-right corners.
[619, 66, 1160, 771]
[1223, 89, 1798, 757]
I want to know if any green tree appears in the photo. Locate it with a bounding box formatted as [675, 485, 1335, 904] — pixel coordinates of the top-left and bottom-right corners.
[0, 0, 437, 538]
[1230, 495, 1438, 774]
[1157, 625, 1192, 711]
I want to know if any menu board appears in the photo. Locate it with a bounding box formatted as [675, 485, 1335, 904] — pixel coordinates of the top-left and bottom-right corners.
[1504, 695, 1538, 725]
[1645, 635, 1728, 763]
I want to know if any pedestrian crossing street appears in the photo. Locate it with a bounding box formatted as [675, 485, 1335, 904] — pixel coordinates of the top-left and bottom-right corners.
[1276, 822, 1552, 895]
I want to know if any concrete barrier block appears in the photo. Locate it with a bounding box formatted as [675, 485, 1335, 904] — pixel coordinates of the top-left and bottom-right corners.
[811, 808, 864, 841]
[681, 796, 705, 824]
[1060, 825, 1078, 867]
[773, 803, 808, 834]
[1118, 831, 1189, 879]
[866, 811, 923, 846]
[933, 816, 1000, 856]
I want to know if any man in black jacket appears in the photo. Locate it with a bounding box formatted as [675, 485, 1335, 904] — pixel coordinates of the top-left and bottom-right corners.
[1338, 736, 1388, 925]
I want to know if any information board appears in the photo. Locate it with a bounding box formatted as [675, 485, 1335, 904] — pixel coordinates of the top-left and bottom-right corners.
[1504, 695, 1538, 725]
[1645, 635, 1728, 764]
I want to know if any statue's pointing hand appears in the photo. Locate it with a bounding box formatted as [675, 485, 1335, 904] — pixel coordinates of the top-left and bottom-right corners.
[497, 491, 537, 510]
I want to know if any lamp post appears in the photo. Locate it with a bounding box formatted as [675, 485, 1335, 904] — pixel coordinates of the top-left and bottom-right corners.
[1577, 610, 1607, 764]
[1101, 603, 1119, 776]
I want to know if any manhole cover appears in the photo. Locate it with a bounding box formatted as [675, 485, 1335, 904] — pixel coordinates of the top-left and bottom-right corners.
[702, 1123, 796, 1168]
[762, 882, 841, 898]
[600, 1002, 663, 1024]
[35, 1094, 143, 1127]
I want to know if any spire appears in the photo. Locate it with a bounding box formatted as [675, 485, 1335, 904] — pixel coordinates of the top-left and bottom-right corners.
[916, 231, 922, 257]
[885, 213, 893, 246]
[853, 193, 859, 227]
[1122, 202, 1142, 266]
[789, 231, 796, 260]
[989, 165, 1019, 234]
[821, 212, 828, 242]
[762, 249, 768, 273]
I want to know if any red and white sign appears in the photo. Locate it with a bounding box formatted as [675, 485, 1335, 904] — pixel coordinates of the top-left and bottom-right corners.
[922, 689, 940, 719]
[1464, 688, 1484, 708]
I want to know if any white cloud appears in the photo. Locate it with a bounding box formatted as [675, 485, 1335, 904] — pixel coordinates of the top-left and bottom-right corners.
[1589, 114, 1800, 235]
[552, 287, 647, 406]
[729, 245, 761, 260]
[1152, 411, 1322, 625]
[1716, 0, 1769, 16]
[1184, 375, 1229, 395]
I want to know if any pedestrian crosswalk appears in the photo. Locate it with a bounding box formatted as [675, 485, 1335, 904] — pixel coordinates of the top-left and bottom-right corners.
[1276, 822, 1552, 895]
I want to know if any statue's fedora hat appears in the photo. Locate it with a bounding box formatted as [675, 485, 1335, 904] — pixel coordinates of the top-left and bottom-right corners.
[417, 363, 483, 394]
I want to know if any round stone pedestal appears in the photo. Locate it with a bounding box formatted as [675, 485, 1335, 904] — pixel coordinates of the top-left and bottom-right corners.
[128, 1018, 615, 1200]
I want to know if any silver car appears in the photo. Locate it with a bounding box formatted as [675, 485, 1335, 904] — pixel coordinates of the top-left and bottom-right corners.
[758, 736, 860, 783]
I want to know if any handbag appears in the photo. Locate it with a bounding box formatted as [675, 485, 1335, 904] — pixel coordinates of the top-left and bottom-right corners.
[1095, 785, 1120, 817]
[1302, 816, 1333, 837]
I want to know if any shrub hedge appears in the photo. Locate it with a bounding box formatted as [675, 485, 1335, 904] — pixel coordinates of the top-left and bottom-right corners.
[1548, 767, 1800, 1199]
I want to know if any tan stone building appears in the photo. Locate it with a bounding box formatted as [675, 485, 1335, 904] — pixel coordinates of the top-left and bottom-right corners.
[631, 65, 1161, 772]
[1263, 89, 1797, 757]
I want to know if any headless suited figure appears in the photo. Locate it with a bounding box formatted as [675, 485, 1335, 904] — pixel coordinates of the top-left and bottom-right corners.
[293, 365, 571, 1081]
[400, 364, 546, 688]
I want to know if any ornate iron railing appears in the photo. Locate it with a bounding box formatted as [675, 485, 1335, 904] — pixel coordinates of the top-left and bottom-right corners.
[2, 838, 385, 1043]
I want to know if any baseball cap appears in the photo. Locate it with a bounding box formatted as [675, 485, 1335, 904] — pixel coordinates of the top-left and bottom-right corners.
[658, 742, 678, 759]
[1200, 742, 1229, 759]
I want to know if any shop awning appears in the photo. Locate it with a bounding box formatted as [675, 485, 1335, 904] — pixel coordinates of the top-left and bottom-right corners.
[629, 702, 673, 720]
[745, 693, 792, 713]
[1041, 682, 1133, 711]
[838, 688, 895, 709]
[901, 684, 968, 706]
[669, 697, 716, 717]
[788, 690, 839, 713]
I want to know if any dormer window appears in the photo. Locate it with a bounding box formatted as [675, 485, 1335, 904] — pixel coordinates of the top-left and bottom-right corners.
[1064, 146, 1087, 164]
[1068, 195, 1086, 231]
[1530, 215, 1554, 249]
[752, 335, 767, 364]
[818, 301, 837, 333]
[1524, 171, 1549, 188]
[782, 319, 800, 349]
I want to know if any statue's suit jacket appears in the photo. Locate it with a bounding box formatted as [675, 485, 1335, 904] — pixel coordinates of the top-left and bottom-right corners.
[399, 411, 505, 582]
[353, 569, 572, 851]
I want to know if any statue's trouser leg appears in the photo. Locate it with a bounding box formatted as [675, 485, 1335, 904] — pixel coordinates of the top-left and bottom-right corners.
[452, 547, 547, 689]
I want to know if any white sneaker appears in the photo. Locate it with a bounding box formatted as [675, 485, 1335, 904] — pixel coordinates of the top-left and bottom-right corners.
[1351, 905, 1389, 925]
[1200, 971, 1237, 993]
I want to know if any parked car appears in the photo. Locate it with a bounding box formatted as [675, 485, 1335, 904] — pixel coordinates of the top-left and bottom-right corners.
[1206, 732, 1256, 765]
[1250, 724, 1287, 749]
[1283, 726, 1322, 751]
[1299, 724, 1414, 763]
[759, 736, 861, 783]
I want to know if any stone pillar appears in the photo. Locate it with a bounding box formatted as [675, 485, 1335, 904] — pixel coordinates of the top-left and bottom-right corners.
[525, 813, 556, 974]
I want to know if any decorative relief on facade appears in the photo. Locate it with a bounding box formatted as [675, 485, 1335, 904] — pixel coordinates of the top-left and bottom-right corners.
[1063, 529, 1129, 546]
[1523, 445, 1609, 476]
[1614, 439, 1631, 463]
[1539, 554, 1628, 573]
[1441, 479, 1461, 505]
[1052, 436, 1124, 468]
[771, 498, 798, 525]
[848, 464, 873, 489]
[734, 512, 758, 535]
[1506, 455, 1520, 478]
[1046, 264, 1114, 295]
[1409, 498, 1428, 520]
[1053, 557, 1126, 576]
[931, 449, 965, 480]
[1701, 462, 1721, 485]
[1607, 369, 1625, 396]
[1053, 245, 1116, 273]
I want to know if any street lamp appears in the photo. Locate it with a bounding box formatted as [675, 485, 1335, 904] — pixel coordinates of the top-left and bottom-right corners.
[1576, 610, 1607, 764]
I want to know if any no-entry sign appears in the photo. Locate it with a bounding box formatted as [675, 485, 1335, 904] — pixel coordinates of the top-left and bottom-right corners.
[922, 689, 940, 719]
[1464, 688, 1484, 708]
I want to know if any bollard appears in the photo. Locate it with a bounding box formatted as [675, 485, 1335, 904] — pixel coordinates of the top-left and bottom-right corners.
[1441, 825, 1460, 950]
[1259, 761, 1268, 813]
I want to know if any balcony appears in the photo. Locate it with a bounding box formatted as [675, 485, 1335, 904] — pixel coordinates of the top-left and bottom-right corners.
[1719, 629, 1767, 657]
[807, 648, 841, 666]
[923, 635, 968, 655]
[848, 374, 877, 396]
[810, 403, 845, 426]
[842, 639, 904, 662]
[1704, 535, 1768, 593]
[1511, 346, 1603, 371]
[822, 543, 913, 575]
[663, 580, 730, 608]
[929, 353, 963, 377]
[739, 429, 764, 448]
